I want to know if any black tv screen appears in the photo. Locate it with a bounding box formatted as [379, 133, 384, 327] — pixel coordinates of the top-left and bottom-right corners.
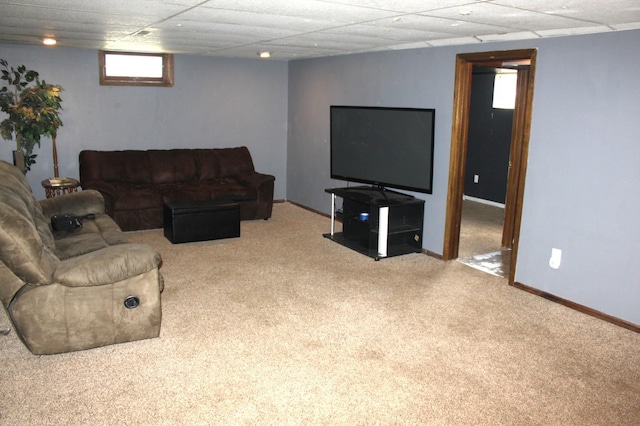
[330, 106, 435, 194]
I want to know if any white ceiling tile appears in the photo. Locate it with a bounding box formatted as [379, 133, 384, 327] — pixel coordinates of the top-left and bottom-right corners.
[0, 0, 637, 60]
[366, 14, 518, 38]
[421, 2, 595, 31]
[612, 22, 640, 31]
[319, 0, 490, 14]
[536, 26, 614, 37]
[157, 10, 340, 33]
[476, 31, 540, 42]
[3, 0, 192, 17]
[0, 4, 160, 27]
[427, 36, 482, 47]
[491, 0, 640, 25]
[200, 0, 393, 22]
[386, 41, 432, 50]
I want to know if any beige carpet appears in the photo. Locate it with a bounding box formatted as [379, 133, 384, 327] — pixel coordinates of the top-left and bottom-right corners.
[1, 202, 639, 425]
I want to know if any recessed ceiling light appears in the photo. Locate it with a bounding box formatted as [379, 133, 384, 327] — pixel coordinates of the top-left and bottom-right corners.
[42, 37, 57, 46]
[258, 51, 272, 58]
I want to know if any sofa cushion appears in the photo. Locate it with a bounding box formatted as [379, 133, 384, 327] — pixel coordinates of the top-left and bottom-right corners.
[112, 189, 163, 210]
[148, 149, 197, 184]
[53, 214, 129, 260]
[100, 151, 151, 184]
[161, 188, 212, 204]
[216, 147, 255, 178]
[201, 181, 256, 200]
[193, 149, 222, 180]
[0, 203, 59, 286]
[0, 162, 55, 251]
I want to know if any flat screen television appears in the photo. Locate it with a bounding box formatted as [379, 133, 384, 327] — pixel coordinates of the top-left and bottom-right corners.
[330, 106, 435, 194]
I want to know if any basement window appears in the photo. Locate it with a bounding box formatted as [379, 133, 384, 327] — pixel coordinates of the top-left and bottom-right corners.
[492, 70, 517, 109]
[99, 51, 174, 87]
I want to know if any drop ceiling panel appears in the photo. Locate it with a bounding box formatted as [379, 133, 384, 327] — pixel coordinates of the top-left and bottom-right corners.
[321, 23, 450, 44]
[200, 0, 395, 23]
[492, 0, 640, 24]
[365, 14, 518, 38]
[0, 0, 637, 60]
[158, 10, 342, 34]
[0, 4, 162, 27]
[0, 17, 135, 40]
[150, 22, 301, 42]
[3, 0, 194, 17]
[215, 43, 343, 59]
[420, 2, 595, 31]
[319, 0, 494, 14]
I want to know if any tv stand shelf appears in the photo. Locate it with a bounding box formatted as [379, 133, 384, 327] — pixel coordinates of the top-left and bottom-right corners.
[323, 186, 425, 260]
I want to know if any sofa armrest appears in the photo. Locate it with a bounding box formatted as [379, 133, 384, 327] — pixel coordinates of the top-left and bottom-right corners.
[53, 244, 162, 287]
[236, 172, 275, 219]
[78, 181, 117, 216]
[237, 172, 275, 190]
[40, 189, 106, 218]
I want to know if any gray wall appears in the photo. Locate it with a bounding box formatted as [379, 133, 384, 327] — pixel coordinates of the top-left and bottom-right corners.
[287, 30, 640, 326]
[2, 29, 638, 326]
[0, 44, 289, 200]
[516, 31, 640, 325]
[287, 47, 455, 252]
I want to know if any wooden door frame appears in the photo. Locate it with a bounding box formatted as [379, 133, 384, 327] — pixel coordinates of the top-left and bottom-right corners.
[442, 49, 537, 285]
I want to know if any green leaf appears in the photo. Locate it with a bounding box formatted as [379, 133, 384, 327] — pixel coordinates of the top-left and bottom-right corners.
[0, 58, 63, 174]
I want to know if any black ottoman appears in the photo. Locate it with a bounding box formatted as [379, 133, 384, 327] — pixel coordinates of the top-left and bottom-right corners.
[163, 201, 240, 244]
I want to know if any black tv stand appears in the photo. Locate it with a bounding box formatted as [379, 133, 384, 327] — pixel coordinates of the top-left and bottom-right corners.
[323, 186, 425, 260]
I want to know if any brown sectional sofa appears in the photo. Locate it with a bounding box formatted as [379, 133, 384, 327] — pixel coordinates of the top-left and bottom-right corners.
[79, 146, 275, 231]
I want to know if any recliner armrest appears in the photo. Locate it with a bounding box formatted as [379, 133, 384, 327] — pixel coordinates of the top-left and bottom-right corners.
[53, 244, 162, 287]
[40, 189, 106, 218]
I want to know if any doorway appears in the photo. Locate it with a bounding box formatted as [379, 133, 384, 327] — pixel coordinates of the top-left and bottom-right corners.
[442, 49, 537, 285]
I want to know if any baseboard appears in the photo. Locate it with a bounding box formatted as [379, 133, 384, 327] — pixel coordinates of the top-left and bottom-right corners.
[287, 200, 331, 218]
[512, 281, 640, 333]
[422, 249, 443, 260]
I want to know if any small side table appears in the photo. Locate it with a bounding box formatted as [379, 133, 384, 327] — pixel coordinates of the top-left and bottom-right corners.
[41, 177, 81, 198]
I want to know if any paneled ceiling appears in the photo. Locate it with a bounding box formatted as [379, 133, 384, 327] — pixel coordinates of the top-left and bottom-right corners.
[1, 0, 639, 60]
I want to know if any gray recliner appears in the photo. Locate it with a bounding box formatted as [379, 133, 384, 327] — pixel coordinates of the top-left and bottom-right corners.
[0, 160, 163, 355]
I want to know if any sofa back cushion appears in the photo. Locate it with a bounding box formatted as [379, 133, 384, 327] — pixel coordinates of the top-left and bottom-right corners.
[0, 162, 59, 302]
[215, 146, 255, 178]
[0, 203, 58, 286]
[193, 149, 222, 180]
[80, 150, 151, 184]
[147, 149, 197, 184]
[0, 161, 55, 251]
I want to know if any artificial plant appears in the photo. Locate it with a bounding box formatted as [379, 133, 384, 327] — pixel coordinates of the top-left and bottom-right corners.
[0, 58, 63, 173]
